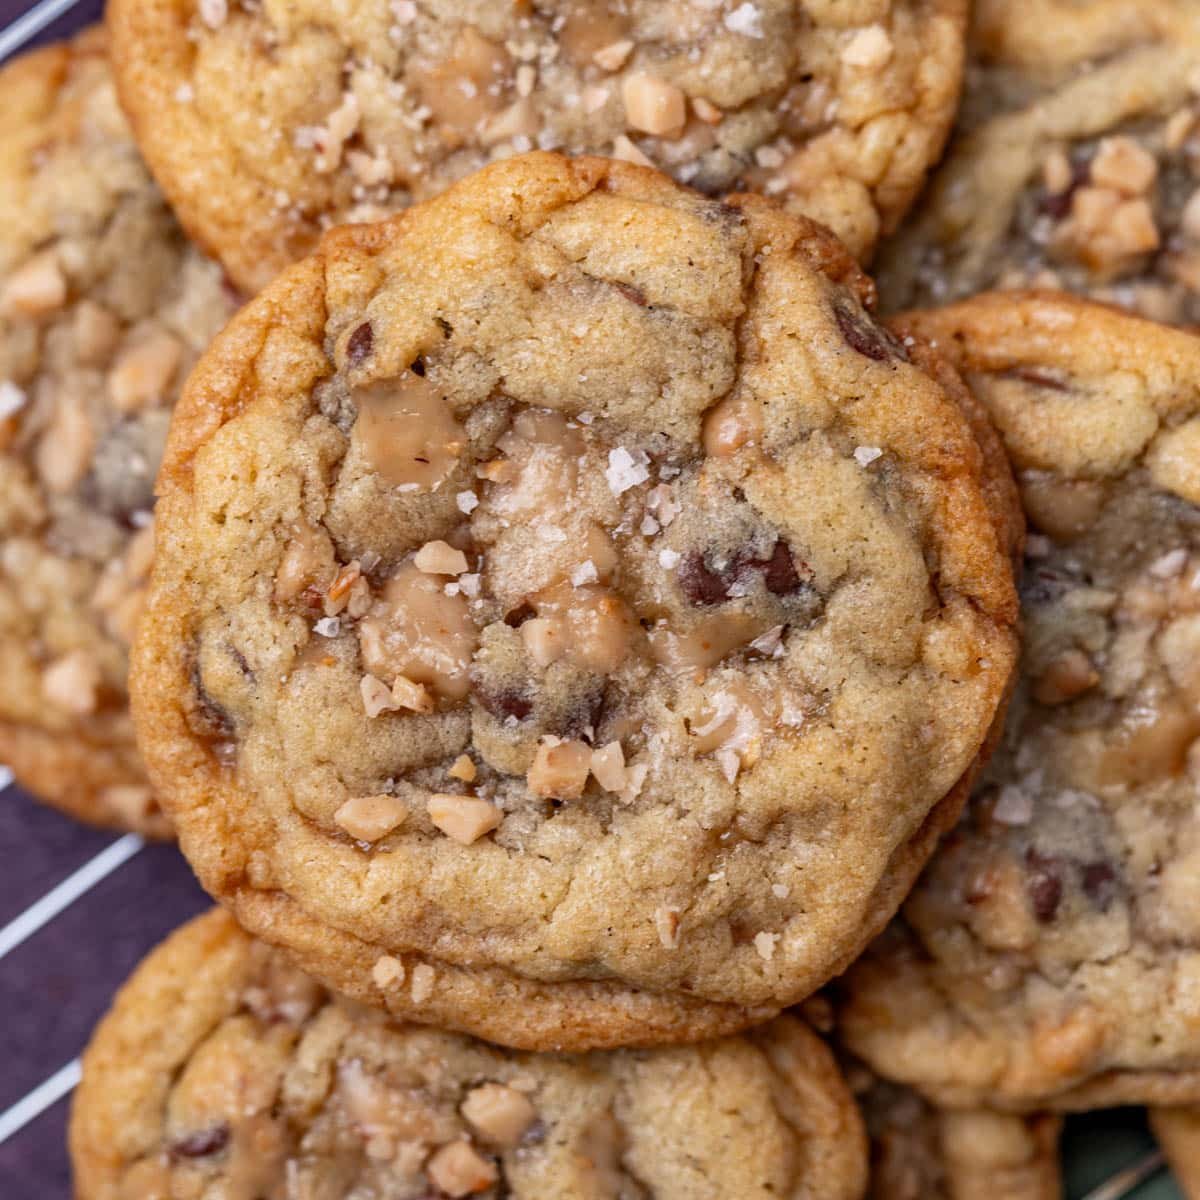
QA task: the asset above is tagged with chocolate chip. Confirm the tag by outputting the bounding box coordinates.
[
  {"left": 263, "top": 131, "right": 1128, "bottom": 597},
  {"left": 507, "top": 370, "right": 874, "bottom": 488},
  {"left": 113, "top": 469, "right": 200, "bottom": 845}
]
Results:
[
  {"left": 678, "top": 552, "right": 733, "bottom": 606},
  {"left": 478, "top": 689, "right": 533, "bottom": 721},
  {"left": 346, "top": 322, "right": 373, "bottom": 366},
  {"left": 1081, "top": 861, "right": 1118, "bottom": 910},
  {"left": 1025, "top": 849, "right": 1064, "bottom": 923},
  {"left": 1037, "top": 157, "right": 1090, "bottom": 220},
  {"left": 170, "top": 1124, "right": 230, "bottom": 1160},
  {"left": 833, "top": 301, "right": 905, "bottom": 363},
  {"left": 410, "top": 357, "right": 426, "bottom": 376},
  {"left": 759, "top": 540, "right": 801, "bottom": 596}
]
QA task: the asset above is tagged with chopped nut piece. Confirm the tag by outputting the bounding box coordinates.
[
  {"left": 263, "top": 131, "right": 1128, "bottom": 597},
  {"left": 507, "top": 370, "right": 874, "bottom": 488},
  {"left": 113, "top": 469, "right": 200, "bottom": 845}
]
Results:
[
  {"left": 440, "top": 756, "right": 476, "bottom": 788},
  {"left": 3, "top": 250, "right": 66, "bottom": 317},
  {"left": 479, "top": 97, "right": 539, "bottom": 147},
  {"left": 426, "top": 1139, "right": 497, "bottom": 1197},
  {"left": 702, "top": 393, "right": 762, "bottom": 458},
  {"left": 391, "top": 674, "right": 434, "bottom": 713},
  {"left": 42, "top": 649, "right": 101, "bottom": 715},
  {"left": 100, "top": 785, "right": 155, "bottom": 825},
  {"left": 410, "top": 962, "right": 436, "bottom": 1004},
  {"left": 414, "top": 540, "right": 470, "bottom": 575},
  {"left": 692, "top": 96, "right": 723, "bottom": 125},
  {"left": 461, "top": 1083, "right": 536, "bottom": 1148},
  {"left": 275, "top": 522, "right": 334, "bottom": 603},
  {"left": 841, "top": 25, "right": 893, "bottom": 70},
  {"left": 593, "top": 39, "right": 634, "bottom": 71},
  {"left": 754, "top": 930, "right": 780, "bottom": 961},
  {"left": 35, "top": 399, "right": 93, "bottom": 493},
  {"left": 521, "top": 617, "right": 564, "bottom": 667},
  {"left": 372, "top": 955, "right": 405, "bottom": 988},
  {"left": 527, "top": 737, "right": 592, "bottom": 799},
  {"left": 1034, "top": 649, "right": 1100, "bottom": 705},
  {"left": 1089, "top": 136, "right": 1158, "bottom": 196},
  {"left": 314, "top": 92, "right": 360, "bottom": 173},
  {"left": 590, "top": 742, "right": 626, "bottom": 793},
  {"left": 771, "top": 882, "right": 790, "bottom": 899},
  {"left": 334, "top": 794, "right": 408, "bottom": 842},
  {"left": 108, "top": 331, "right": 183, "bottom": 412},
  {"left": 611, "top": 134, "right": 654, "bottom": 167},
  {"left": 654, "top": 906, "right": 681, "bottom": 949},
  {"left": 427, "top": 794, "right": 503, "bottom": 844},
  {"left": 1042, "top": 150, "right": 1072, "bottom": 195},
  {"left": 622, "top": 73, "right": 686, "bottom": 138},
  {"left": 361, "top": 674, "right": 398, "bottom": 718},
  {"left": 583, "top": 84, "right": 610, "bottom": 114}
]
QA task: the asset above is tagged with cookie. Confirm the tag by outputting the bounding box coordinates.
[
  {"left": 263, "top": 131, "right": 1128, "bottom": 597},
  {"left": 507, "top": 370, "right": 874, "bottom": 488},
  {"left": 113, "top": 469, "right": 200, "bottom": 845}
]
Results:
[
  {"left": 840, "top": 292, "right": 1200, "bottom": 1110},
  {"left": 857, "top": 1075, "right": 1061, "bottom": 1200},
  {"left": 130, "top": 151, "right": 1017, "bottom": 1048},
  {"left": 1151, "top": 1107, "right": 1200, "bottom": 1200},
  {"left": 877, "top": 1, "right": 1200, "bottom": 324},
  {"left": 0, "top": 29, "right": 234, "bottom": 836},
  {"left": 107, "top": 0, "right": 968, "bottom": 292},
  {"left": 70, "top": 907, "right": 868, "bottom": 1200}
]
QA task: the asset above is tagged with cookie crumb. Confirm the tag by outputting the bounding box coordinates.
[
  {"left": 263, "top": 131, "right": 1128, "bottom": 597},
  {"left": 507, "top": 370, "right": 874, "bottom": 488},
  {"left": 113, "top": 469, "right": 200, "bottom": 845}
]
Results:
[
  {"left": 372, "top": 954, "right": 405, "bottom": 988},
  {"left": 42, "top": 649, "right": 101, "bottom": 715},
  {"left": 426, "top": 1139, "right": 497, "bottom": 1196},
  {"left": 461, "top": 1083, "right": 536, "bottom": 1147},
  {"left": 361, "top": 673, "right": 397, "bottom": 718}
]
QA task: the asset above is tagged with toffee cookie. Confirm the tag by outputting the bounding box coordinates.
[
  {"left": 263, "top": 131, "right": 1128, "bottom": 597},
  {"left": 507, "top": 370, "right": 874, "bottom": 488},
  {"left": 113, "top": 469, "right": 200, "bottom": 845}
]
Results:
[
  {"left": 840, "top": 293, "right": 1200, "bottom": 1111},
  {"left": 107, "top": 0, "right": 968, "bottom": 291},
  {"left": 0, "top": 29, "right": 233, "bottom": 836},
  {"left": 856, "top": 1074, "right": 1061, "bottom": 1200},
  {"left": 132, "top": 153, "right": 1017, "bottom": 1048},
  {"left": 70, "top": 908, "right": 868, "bottom": 1200},
  {"left": 877, "top": 1, "right": 1200, "bottom": 324}
]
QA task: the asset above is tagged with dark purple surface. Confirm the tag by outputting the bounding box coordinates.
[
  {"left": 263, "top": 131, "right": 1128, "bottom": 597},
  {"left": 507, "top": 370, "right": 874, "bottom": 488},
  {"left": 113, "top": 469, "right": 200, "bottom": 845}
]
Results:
[
  {"left": 0, "top": 0, "right": 105, "bottom": 59},
  {"left": 0, "top": 785, "right": 208, "bottom": 1197}
]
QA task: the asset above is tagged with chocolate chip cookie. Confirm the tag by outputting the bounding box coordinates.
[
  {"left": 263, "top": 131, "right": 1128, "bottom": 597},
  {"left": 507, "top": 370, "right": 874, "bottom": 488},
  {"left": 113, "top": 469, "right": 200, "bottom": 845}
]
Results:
[
  {"left": 877, "top": 1, "right": 1200, "bottom": 324},
  {"left": 857, "top": 1073, "right": 1061, "bottom": 1200},
  {"left": 840, "top": 292, "right": 1200, "bottom": 1110},
  {"left": 107, "top": 0, "right": 968, "bottom": 291},
  {"left": 70, "top": 908, "right": 868, "bottom": 1200},
  {"left": 131, "top": 152, "right": 1018, "bottom": 1047},
  {"left": 0, "top": 29, "right": 234, "bottom": 836}
]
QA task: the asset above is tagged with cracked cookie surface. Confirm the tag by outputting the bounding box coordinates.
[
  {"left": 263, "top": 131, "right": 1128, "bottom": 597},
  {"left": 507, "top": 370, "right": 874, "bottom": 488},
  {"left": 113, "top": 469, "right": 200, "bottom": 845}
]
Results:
[
  {"left": 877, "top": 1, "right": 1200, "bottom": 324},
  {"left": 107, "top": 0, "right": 967, "bottom": 291},
  {"left": 0, "top": 29, "right": 233, "bottom": 835},
  {"left": 70, "top": 908, "right": 868, "bottom": 1200},
  {"left": 840, "top": 293, "right": 1200, "bottom": 1110},
  {"left": 132, "top": 152, "right": 1017, "bottom": 1048}
]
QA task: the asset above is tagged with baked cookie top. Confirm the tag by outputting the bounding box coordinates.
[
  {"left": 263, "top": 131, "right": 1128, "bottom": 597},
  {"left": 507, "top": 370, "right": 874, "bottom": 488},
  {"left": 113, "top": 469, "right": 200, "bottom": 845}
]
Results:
[
  {"left": 0, "top": 28, "right": 233, "bottom": 836},
  {"left": 107, "top": 0, "right": 968, "bottom": 291},
  {"left": 70, "top": 908, "right": 868, "bottom": 1200},
  {"left": 840, "top": 292, "right": 1200, "bottom": 1110},
  {"left": 877, "top": 0, "right": 1200, "bottom": 324},
  {"left": 132, "top": 152, "right": 1017, "bottom": 1045}
]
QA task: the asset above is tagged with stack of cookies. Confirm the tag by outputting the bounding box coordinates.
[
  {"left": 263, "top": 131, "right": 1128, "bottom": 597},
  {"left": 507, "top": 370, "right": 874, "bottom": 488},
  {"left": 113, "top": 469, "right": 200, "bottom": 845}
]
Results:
[{"left": 0, "top": 2, "right": 1197, "bottom": 1197}]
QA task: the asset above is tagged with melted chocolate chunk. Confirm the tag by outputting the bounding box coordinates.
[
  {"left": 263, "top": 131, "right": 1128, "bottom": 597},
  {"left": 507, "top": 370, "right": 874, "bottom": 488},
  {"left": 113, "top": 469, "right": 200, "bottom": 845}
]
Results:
[
  {"left": 613, "top": 281, "right": 648, "bottom": 307},
  {"left": 170, "top": 1124, "right": 230, "bottom": 1160},
  {"left": 1037, "top": 157, "right": 1090, "bottom": 220},
  {"left": 678, "top": 551, "right": 733, "bottom": 606},
  {"left": 1025, "top": 849, "right": 1064, "bottom": 923},
  {"left": 758, "top": 540, "right": 801, "bottom": 595},
  {"left": 833, "top": 301, "right": 905, "bottom": 363},
  {"left": 503, "top": 602, "right": 535, "bottom": 628},
  {"left": 1081, "top": 861, "right": 1118, "bottom": 910},
  {"left": 346, "top": 322, "right": 374, "bottom": 365}
]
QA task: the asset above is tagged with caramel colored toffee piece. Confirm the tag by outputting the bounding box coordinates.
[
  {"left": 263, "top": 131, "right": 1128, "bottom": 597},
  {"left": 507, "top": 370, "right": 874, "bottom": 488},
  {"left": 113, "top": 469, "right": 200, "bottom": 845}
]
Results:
[
  {"left": 108, "top": 0, "right": 967, "bottom": 290},
  {"left": 0, "top": 28, "right": 233, "bottom": 835},
  {"left": 71, "top": 909, "right": 868, "bottom": 1200},
  {"left": 132, "top": 153, "right": 1017, "bottom": 1049},
  {"left": 841, "top": 293, "right": 1200, "bottom": 1110}
]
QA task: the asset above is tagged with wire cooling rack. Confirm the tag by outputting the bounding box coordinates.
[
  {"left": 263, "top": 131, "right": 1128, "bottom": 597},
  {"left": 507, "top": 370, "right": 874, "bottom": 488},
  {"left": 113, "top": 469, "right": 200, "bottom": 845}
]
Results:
[{"left": 0, "top": 0, "right": 1188, "bottom": 1196}]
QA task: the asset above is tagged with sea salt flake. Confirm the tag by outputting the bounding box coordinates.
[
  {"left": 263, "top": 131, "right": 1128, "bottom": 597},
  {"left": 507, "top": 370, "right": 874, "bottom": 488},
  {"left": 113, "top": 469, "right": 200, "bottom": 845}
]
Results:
[
  {"left": 0, "top": 381, "right": 26, "bottom": 420},
  {"left": 853, "top": 445, "right": 883, "bottom": 467},
  {"left": 724, "top": 2, "right": 764, "bottom": 37},
  {"left": 571, "top": 560, "right": 599, "bottom": 586},
  {"left": 314, "top": 617, "right": 341, "bottom": 638},
  {"left": 992, "top": 786, "right": 1034, "bottom": 826},
  {"left": 605, "top": 446, "right": 651, "bottom": 495},
  {"left": 658, "top": 548, "right": 681, "bottom": 569},
  {"left": 456, "top": 490, "right": 479, "bottom": 514}
]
